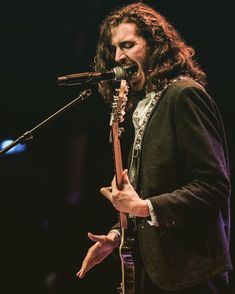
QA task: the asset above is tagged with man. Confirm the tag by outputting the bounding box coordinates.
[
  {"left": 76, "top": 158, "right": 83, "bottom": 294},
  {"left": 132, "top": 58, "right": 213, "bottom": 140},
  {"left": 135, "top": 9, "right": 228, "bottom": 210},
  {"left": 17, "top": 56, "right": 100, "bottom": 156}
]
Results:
[{"left": 77, "top": 3, "right": 232, "bottom": 293}]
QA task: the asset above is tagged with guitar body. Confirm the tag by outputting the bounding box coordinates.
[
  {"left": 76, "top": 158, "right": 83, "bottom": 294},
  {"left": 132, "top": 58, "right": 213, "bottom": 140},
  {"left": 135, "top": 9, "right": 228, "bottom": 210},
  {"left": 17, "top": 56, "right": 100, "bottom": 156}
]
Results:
[
  {"left": 118, "top": 224, "right": 135, "bottom": 294},
  {"left": 110, "top": 80, "right": 135, "bottom": 294}
]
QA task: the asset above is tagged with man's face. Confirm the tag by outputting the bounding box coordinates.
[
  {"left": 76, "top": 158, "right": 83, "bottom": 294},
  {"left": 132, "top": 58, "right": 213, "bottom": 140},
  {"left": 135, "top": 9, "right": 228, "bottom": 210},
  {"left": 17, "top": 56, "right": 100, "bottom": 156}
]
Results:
[{"left": 111, "top": 22, "right": 148, "bottom": 91}]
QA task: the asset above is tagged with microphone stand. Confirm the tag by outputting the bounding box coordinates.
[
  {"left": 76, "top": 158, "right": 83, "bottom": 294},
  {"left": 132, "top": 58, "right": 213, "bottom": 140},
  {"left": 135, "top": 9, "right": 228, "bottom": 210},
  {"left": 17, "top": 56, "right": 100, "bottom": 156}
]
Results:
[{"left": 0, "top": 88, "right": 92, "bottom": 156}]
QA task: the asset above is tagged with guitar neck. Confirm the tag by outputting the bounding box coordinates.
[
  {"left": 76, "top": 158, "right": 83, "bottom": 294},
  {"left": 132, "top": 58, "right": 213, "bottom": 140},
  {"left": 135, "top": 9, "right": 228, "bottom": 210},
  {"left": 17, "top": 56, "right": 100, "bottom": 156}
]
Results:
[
  {"left": 112, "top": 122, "right": 128, "bottom": 229},
  {"left": 112, "top": 122, "right": 123, "bottom": 187}
]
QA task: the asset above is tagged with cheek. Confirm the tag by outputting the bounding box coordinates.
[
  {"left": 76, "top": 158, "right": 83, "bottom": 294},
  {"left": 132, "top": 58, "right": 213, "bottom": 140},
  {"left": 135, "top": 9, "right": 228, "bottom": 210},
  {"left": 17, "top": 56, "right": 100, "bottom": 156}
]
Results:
[
  {"left": 136, "top": 52, "right": 147, "bottom": 64},
  {"left": 130, "top": 50, "right": 145, "bottom": 62},
  {"left": 136, "top": 46, "right": 148, "bottom": 61}
]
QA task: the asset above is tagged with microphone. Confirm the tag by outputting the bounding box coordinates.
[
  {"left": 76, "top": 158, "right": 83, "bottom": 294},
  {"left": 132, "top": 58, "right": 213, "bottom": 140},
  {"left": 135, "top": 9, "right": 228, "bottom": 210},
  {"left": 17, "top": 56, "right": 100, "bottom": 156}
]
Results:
[{"left": 57, "top": 65, "right": 137, "bottom": 86}]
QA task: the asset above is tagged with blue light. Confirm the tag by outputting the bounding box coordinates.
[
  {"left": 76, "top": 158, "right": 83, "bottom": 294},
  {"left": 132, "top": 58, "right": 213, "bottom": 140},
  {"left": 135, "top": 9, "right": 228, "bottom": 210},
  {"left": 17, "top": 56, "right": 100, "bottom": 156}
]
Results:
[{"left": 0, "top": 139, "right": 26, "bottom": 155}]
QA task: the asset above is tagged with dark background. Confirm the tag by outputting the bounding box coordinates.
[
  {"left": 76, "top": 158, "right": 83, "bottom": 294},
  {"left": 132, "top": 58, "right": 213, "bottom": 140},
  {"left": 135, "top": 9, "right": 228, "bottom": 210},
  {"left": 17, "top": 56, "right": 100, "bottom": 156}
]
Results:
[{"left": 0, "top": 0, "right": 234, "bottom": 293}]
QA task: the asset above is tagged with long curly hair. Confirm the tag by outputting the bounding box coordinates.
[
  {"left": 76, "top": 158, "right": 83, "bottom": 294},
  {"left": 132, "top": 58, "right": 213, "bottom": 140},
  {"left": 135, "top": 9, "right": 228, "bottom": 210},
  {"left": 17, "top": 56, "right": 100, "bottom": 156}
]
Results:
[{"left": 94, "top": 2, "right": 206, "bottom": 102}]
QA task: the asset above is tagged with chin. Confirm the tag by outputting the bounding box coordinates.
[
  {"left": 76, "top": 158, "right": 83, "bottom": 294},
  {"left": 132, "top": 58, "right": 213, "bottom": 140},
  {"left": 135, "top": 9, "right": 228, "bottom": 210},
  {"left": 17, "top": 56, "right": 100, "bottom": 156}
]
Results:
[{"left": 129, "top": 76, "right": 145, "bottom": 91}]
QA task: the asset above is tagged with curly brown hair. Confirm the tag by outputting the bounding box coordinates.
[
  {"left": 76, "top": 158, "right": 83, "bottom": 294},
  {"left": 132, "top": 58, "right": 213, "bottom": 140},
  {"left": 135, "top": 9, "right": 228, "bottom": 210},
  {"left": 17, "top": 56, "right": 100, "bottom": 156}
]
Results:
[{"left": 94, "top": 2, "right": 206, "bottom": 101}]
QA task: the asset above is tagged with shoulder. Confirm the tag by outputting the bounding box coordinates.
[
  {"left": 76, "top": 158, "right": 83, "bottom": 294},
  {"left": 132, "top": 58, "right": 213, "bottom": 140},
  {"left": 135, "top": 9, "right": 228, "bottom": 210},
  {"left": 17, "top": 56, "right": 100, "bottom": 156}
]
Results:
[
  {"left": 166, "top": 78, "right": 206, "bottom": 97},
  {"left": 162, "top": 77, "right": 213, "bottom": 108}
]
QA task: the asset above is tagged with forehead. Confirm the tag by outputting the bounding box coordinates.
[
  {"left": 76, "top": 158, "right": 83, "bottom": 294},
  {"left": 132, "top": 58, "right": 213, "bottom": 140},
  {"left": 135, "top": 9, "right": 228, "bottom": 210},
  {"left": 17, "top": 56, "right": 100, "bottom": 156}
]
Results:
[{"left": 111, "top": 22, "right": 140, "bottom": 45}]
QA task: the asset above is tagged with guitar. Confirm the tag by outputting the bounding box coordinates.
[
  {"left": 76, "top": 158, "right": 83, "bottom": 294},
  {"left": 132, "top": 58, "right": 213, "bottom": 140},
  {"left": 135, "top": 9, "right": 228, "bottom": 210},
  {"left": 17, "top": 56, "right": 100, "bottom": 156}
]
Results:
[{"left": 110, "top": 79, "right": 135, "bottom": 294}]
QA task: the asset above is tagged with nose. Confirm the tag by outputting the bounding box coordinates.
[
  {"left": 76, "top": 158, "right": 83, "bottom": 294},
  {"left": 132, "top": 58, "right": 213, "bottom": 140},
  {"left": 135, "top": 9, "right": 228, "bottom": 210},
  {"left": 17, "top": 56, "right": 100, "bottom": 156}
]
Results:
[{"left": 115, "top": 47, "right": 126, "bottom": 64}]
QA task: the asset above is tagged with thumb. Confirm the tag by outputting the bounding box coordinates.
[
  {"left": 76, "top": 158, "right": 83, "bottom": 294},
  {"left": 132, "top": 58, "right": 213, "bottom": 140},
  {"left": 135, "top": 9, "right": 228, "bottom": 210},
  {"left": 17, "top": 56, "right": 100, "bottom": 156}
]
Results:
[
  {"left": 87, "top": 232, "right": 106, "bottom": 243},
  {"left": 122, "top": 169, "right": 130, "bottom": 185}
]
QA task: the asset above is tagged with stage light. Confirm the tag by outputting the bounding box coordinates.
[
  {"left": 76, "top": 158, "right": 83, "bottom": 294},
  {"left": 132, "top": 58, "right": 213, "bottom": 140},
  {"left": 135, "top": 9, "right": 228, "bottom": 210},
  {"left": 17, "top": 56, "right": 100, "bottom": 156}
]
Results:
[{"left": 0, "top": 139, "right": 26, "bottom": 155}]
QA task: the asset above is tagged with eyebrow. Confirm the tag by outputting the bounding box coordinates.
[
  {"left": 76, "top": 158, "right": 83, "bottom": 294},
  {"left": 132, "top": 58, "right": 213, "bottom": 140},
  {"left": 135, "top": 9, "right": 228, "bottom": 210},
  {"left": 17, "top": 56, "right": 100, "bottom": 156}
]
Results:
[{"left": 111, "top": 40, "right": 135, "bottom": 47}]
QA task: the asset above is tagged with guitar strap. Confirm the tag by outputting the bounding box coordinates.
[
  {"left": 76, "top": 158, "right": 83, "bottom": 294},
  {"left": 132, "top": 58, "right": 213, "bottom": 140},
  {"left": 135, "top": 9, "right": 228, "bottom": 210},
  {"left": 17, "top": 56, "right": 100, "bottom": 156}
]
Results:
[{"left": 128, "top": 91, "right": 162, "bottom": 192}]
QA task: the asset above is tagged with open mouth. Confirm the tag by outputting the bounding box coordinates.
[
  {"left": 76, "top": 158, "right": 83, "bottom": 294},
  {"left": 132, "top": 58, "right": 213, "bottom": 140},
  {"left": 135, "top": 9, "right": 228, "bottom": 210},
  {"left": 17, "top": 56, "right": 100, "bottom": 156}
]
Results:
[
  {"left": 120, "top": 64, "right": 145, "bottom": 90},
  {"left": 122, "top": 64, "right": 138, "bottom": 79}
]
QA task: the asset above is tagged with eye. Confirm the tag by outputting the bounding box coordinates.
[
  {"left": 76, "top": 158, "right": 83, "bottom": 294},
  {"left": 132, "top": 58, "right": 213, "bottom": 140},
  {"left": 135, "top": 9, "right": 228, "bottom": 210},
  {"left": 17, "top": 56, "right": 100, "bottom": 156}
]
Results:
[{"left": 121, "top": 42, "right": 134, "bottom": 49}]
